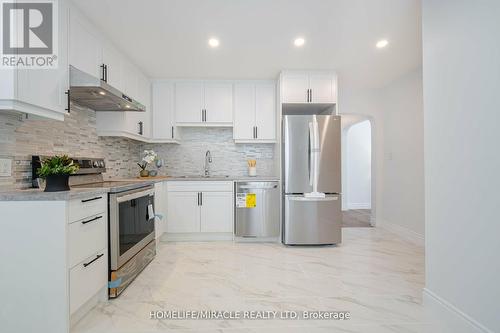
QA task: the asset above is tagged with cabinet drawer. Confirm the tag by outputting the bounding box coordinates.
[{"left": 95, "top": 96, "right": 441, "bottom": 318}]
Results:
[
  {"left": 70, "top": 250, "right": 107, "bottom": 314},
  {"left": 68, "top": 195, "right": 106, "bottom": 223},
  {"left": 167, "top": 181, "right": 233, "bottom": 192},
  {"left": 68, "top": 213, "right": 107, "bottom": 268}
]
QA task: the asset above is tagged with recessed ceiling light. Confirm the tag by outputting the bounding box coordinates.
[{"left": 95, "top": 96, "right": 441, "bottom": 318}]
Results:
[
  {"left": 208, "top": 38, "right": 220, "bottom": 48},
  {"left": 98, "top": 91, "right": 106, "bottom": 96},
  {"left": 376, "top": 39, "right": 389, "bottom": 48},
  {"left": 294, "top": 37, "right": 305, "bottom": 47},
  {"left": 125, "top": 104, "right": 130, "bottom": 109}
]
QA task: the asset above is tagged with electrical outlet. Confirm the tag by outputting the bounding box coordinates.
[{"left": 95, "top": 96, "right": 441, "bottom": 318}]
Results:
[{"left": 0, "top": 158, "right": 12, "bottom": 177}]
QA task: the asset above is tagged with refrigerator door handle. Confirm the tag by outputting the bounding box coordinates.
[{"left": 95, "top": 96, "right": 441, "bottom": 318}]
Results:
[
  {"left": 312, "top": 116, "right": 320, "bottom": 193},
  {"left": 308, "top": 122, "right": 314, "bottom": 187}
]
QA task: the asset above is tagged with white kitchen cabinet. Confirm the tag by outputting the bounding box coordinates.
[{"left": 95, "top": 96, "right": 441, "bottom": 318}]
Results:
[
  {"left": 204, "top": 82, "right": 233, "bottom": 123},
  {"left": 166, "top": 181, "right": 234, "bottom": 239},
  {"left": 200, "top": 192, "right": 233, "bottom": 232},
  {"left": 154, "top": 182, "right": 168, "bottom": 240},
  {"left": 69, "top": 7, "right": 102, "bottom": 79},
  {"left": 233, "top": 83, "right": 255, "bottom": 140},
  {"left": 233, "top": 82, "right": 276, "bottom": 142},
  {"left": 102, "top": 45, "right": 124, "bottom": 91},
  {"left": 280, "top": 71, "right": 337, "bottom": 104},
  {"left": 175, "top": 81, "right": 233, "bottom": 126},
  {"left": 309, "top": 73, "right": 337, "bottom": 103},
  {"left": 0, "top": 194, "right": 108, "bottom": 333},
  {"left": 152, "top": 81, "right": 178, "bottom": 140},
  {"left": 175, "top": 82, "right": 204, "bottom": 123},
  {"left": 281, "top": 73, "right": 309, "bottom": 103},
  {"left": 0, "top": 0, "right": 70, "bottom": 121},
  {"left": 166, "top": 191, "right": 201, "bottom": 233}
]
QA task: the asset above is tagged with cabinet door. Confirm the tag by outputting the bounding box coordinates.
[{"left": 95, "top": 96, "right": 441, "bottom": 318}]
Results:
[
  {"left": 166, "top": 192, "right": 200, "bottom": 233},
  {"left": 175, "top": 82, "right": 203, "bottom": 123},
  {"left": 154, "top": 182, "right": 167, "bottom": 239},
  {"left": 200, "top": 192, "right": 233, "bottom": 233},
  {"left": 102, "top": 45, "right": 123, "bottom": 91},
  {"left": 233, "top": 83, "right": 255, "bottom": 140},
  {"left": 281, "top": 73, "right": 308, "bottom": 103},
  {"left": 255, "top": 83, "right": 276, "bottom": 140},
  {"left": 69, "top": 8, "right": 101, "bottom": 78},
  {"left": 152, "top": 82, "right": 176, "bottom": 139},
  {"left": 17, "top": 1, "right": 69, "bottom": 114},
  {"left": 204, "top": 82, "right": 233, "bottom": 123},
  {"left": 309, "top": 74, "right": 336, "bottom": 103},
  {"left": 122, "top": 61, "right": 139, "bottom": 100}
]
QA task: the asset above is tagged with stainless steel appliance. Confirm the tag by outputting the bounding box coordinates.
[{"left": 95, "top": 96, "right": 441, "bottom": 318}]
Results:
[
  {"left": 235, "top": 181, "right": 280, "bottom": 239},
  {"left": 108, "top": 184, "right": 156, "bottom": 297},
  {"left": 69, "top": 65, "right": 145, "bottom": 112},
  {"left": 282, "top": 114, "right": 342, "bottom": 245}
]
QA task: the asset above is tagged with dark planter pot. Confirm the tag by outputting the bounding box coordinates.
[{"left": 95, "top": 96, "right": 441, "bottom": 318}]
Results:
[{"left": 44, "top": 174, "right": 70, "bottom": 192}]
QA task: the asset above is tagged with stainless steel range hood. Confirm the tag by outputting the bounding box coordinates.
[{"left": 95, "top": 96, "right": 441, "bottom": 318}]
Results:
[{"left": 69, "top": 65, "right": 145, "bottom": 112}]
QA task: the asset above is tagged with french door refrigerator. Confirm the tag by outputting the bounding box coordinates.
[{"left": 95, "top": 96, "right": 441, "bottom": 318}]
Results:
[{"left": 282, "top": 114, "right": 342, "bottom": 245}]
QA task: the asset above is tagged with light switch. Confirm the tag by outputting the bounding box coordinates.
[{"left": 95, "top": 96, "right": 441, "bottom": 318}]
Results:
[{"left": 0, "top": 158, "right": 12, "bottom": 177}]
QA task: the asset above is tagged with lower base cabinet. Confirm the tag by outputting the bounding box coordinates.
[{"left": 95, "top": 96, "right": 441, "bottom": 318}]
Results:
[{"left": 166, "top": 181, "right": 233, "bottom": 237}]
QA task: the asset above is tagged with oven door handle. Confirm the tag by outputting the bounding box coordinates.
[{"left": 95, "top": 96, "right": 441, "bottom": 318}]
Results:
[{"left": 116, "top": 189, "right": 155, "bottom": 203}]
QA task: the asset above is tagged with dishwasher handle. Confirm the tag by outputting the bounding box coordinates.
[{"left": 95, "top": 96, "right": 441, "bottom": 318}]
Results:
[{"left": 238, "top": 184, "right": 278, "bottom": 190}]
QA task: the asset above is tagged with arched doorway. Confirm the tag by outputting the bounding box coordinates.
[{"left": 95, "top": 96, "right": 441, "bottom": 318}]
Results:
[{"left": 341, "top": 115, "right": 373, "bottom": 227}]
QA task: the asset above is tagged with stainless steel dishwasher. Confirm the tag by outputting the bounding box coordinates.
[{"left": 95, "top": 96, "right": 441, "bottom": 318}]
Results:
[{"left": 235, "top": 181, "right": 280, "bottom": 238}]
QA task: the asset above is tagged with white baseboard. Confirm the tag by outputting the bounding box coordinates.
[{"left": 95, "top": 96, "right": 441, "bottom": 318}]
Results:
[
  {"left": 423, "top": 288, "right": 493, "bottom": 333},
  {"left": 161, "top": 232, "right": 234, "bottom": 242},
  {"left": 378, "top": 219, "right": 424, "bottom": 247},
  {"left": 346, "top": 202, "right": 371, "bottom": 209}
]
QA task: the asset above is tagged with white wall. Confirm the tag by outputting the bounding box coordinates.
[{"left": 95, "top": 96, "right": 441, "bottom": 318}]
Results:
[
  {"left": 345, "top": 120, "right": 371, "bottom": 209},
  {"left": 339, "top": 68, "right": 424, "bottom": 241},
  {"left": 423, "top": 1, "right": 500, "bottom": 332},
  {"left": 378, "top": 70, "right": 425, "bottom": 238}
]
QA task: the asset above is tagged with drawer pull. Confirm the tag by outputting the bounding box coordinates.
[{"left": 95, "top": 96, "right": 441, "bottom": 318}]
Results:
[
  {"left": 81, "top": 215, "right": 103, "bottom": 225},
  {"left": 83, "top": 253, "right": 104, "bottom": 268},
  {"left": 81, "top": 196, "right": 103, "bottom": 203}
]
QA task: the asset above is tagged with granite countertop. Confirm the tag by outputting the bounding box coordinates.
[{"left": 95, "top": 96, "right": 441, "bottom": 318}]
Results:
[
  {"left": 0, "top": 187, "right": 109, "bottom": 201},
  {"left": 123, "top": 175, "right": 280, "bottom": 182},
  {"left": 0, "top": 176, "right": 280, "bottom": 201}
]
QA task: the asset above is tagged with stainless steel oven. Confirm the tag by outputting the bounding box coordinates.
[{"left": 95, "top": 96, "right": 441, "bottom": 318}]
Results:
[{"left": 108, "top": 184, "right": 156, "bottom": 297}]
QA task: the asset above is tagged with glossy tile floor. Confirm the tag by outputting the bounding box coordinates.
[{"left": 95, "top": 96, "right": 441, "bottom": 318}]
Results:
[
  {"left": 342, "top": 209, "right": 372, "bottom": 228},
  {"left": 73, "top": 228, "right": 445, "bottom": 333}
]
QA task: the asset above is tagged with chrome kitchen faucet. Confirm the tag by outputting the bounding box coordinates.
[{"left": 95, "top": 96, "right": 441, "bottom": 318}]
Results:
[{"left": 204, "top": 150, "right": 212, "bottom": 176}]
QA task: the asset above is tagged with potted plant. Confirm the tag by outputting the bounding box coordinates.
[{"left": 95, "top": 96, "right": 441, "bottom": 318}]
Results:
[
  {"left": 37, "top": 155, "right": 79, "bottom": 192},
  {"left": 138, "top": 150, "right": 157, "bottom": 177}
]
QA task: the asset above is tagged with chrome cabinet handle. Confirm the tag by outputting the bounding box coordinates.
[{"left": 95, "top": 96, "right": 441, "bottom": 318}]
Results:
[{"left": 83, "top": 253, "right": 104, "bottom": 267}]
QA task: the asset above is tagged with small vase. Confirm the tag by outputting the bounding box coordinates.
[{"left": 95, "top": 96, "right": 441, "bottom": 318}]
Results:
[
  {"left": 140, "top": 169, "right": 149, "bottom": 177},
  {"left": 44, "top": 174, "right": 70, "bottom": 192},
  {"left": 149, "top": 170, "right": 158, "bottom": 177}
]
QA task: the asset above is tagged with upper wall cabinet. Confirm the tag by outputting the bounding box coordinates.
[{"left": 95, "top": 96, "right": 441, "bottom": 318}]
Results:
[
  {"left": 175, "top": 81, "right": 233, "bottom": 126},
  {"left": 152, "top": 82, "right": 179, "bottom": 141},
  {"left": 69, "top": 9, "right": 102, "bottom": 79},
  {"left": 233, "top": 82, "right": 276, "bottom": 143},
  {"left": 0, "top": 0, "right": 70, "bottom": 121},
  {"left": 101, "top": 45, "right": 124, "bottom": 92},
  {"left": 280, "top": 71, "right": 337, "bottom": 104}
]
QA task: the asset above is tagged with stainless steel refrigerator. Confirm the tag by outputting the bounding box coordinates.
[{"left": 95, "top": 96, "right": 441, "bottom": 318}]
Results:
[{"left": 282, "top": 114, "right": 342, "bottom": 245}]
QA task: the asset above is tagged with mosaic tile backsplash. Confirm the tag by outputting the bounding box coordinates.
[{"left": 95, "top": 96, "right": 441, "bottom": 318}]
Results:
[
  {"left": 0, "top": 105, "right": 140, "bottom": 189},
  {"left": 142, "top": 127, "right": 277, "bottom": 177},
  {"left": 0, "top": 106, "right": 277, "bottom": 190}
]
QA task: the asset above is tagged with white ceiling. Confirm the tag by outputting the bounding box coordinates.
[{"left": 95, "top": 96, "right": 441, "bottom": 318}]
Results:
[{"left": 72, "top": 0, "right": 422, "bottom": 89}]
